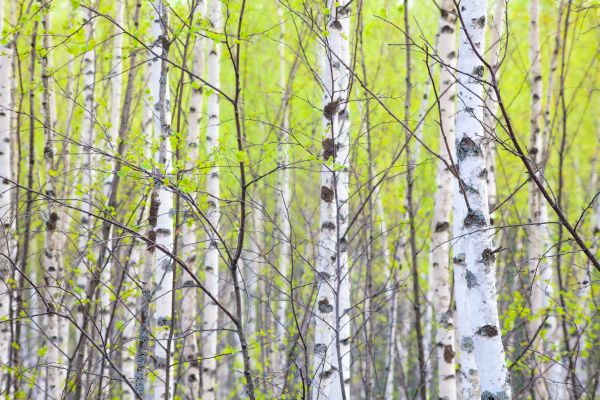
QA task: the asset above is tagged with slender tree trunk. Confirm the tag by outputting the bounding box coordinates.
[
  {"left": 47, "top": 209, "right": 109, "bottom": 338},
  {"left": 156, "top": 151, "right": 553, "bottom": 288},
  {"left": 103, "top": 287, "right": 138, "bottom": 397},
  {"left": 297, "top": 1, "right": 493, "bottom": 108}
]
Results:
[
  {"left": 376, "top": 191, "right": 399, "bottom": 400},
  {"left": 454, "top": 2, "right": 512, "bottom": 398},
  {"left": 122, "top": 233, "right": 143, "bottom": 399},
  {"left": 452, "top": 232, "right": 480, "bottom": 399},
  {"left": 0, "top": 3, "right": 16, "bottom": 392},
  {"left": 40, "top": 3, "right": 67, "bottom": 398},
  {"left": 201, "top": 0, "right": 221, "bottom": 397},
  {"left": 429, "top": 2, "right": 458, "bottom": 398},
  {"left": 384, "top": 275, "right": 398, "bottom": 400},
  {"left": 23, "top": 18, "right": 40, "bottom": 400},
  {"left": 100, "top": 0, "right": 124, "bottom": 346},
  {"left": 134, "top": 65, "right": 156, "bottom": 396},
  {"left": 313, "top": 2, "right": 352, "bottom": 399},
  {"left": 402, "top": 2, "right": 426, "bottom": 398},
  {"left": 147, "top": 2, "right": 175, "bottom": 398},
  {"left": 74, "top": 7, "right": 97, "bottom": 368},
  {"left": 180, "top": 1, "right": 206, "bottom": 398},
  {"left": 357, "top": 5, "right": 375, "bottom": 398},
  {"left": 273, "top": 3, "right": 292, "bottom": 394},
  {"left": 482, "top": 0, "right": 505, "bottom": 225},
  {"left": 525, "top": 0, "right": 555, "bottom": 397},
  {"left": 541, "top": 5, "right": 568, "bottom": 398}
]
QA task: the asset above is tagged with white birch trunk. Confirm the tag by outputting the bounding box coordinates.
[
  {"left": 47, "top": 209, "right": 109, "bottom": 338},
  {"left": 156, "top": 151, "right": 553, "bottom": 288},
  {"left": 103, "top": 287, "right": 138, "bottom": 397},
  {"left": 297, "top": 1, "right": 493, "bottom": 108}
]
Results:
[
  {"left": 0, "top": 3, "right": 16, "bottom": 387},
  {"left": 430, "top": 2, "right": 458, "bottom": 398},
  {"left": 482, "top": 0, "right": 505, "bottom": 224},
  {"left": 134, "top": 76, "right": 155, "bottom": 396},
  {"left": 41, "top": 5, "right": 67, "bottom": 398},
  {"left": 383, "top": 283, "right": 398, "bottom": 400},
  {"left": 75, "top": 8, "right": 96, "bottom": 348},
  {"left": 454, "top": 2, "right": 511, "bottom": 398},
  {"left": 100, "top": 0, "right": 124, "bottom": 339},
  {"left": 122, "top": 235, "right": 142, "bottom": 399},
  {"left": 246, "top": 200, "right": 265, "bottom": 340},
  {"left": 149, "top": 2, "right": 175, "bottom": 398},
  {"left": 313, "top": 2, "right": 352, "bottom": 399},
  {"left": 526, "top": 0, "right": 556, "bottom": 397},
  {"left": 452, "top": 231, "right": 480, "bottom": 399},
  {"left": 273, "top": 3, "right": 292, "bottom": 395},
  {"left": 180, "top": 1, "right": 206, "bottom": 397},
  {"left": 201, "top": 0, "right": 221, "bottom": 397}
]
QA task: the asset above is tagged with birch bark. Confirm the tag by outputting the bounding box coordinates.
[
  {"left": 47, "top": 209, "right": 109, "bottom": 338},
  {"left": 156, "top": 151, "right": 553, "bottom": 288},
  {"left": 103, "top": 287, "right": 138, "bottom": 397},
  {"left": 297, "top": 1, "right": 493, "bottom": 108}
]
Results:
[
  {"left": 454, "top": 2, "right": 511, "bottom": 398},
  {"left": 41, "top": 4, "right": 67, "bottom": 398},
  {"left": 75, "top": 7, "right": 96, "bottom": 348},
  {"left": 148, "top": 2, "right": 175, "bottom": 398},
  {"left": 201, "top": 0, "right": 222, "bottom": 397},
  {"left": 482, "top": 0, "right": 505, "bottom": 224},
  {"left": 134, "top": 65, "right": 156, "bottom": 398},
  {"left": 0, "top": 2, "right": 16, "bottom": 387},
  {"left": 429, "top": 1, "right": 458, "bottom": 398},
  {"left": 180, "top": 1, "right": 206, "bottom": 397},
  {"left": 313, "top": 2, "right": 352, "bottom": 399},
  {"left": 526, "top": 0, "right": 555, "bottom": 397},
  {"left": 100, "top": 0, "right": 124, "bottom": 339},
  {"left": 273, "top": 3, "right": 292, "bottom": 394}
]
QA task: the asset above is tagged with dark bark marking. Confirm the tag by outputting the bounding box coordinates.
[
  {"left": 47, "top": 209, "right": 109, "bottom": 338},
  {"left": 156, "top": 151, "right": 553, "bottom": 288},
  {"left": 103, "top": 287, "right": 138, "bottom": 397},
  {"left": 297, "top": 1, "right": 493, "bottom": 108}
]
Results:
[
  {"left": 323, "top": 100, "right": 340, "bottom": 121},
  {"left": 481, "top": 248, "right": 496, "bottom": 265},
  {"left": 456, "top": 136, "right": 482, "bottom": 161},
  {"left": 476, "top": 325, "right": 499, "bottom": 337},
  {"left": 321, "top": 186, "right": 334, "bottom": 203},
  {"left": 443, "top": 344, "right": 455, "bottom": 363},
  {"left": 465, "top": 269, "right": 477, "bottom": 288},
  {"left": 318, "top": 298, "right": 334, "bottom": 313},
  {"left": 464, "top": 210, "right": 486, "bottom": 227},
  {"left": 322, "top": 138, "right": 336, "bottom": 161},
  {"left": 435, "top": 221, "right": 450, "bottom": 232}
]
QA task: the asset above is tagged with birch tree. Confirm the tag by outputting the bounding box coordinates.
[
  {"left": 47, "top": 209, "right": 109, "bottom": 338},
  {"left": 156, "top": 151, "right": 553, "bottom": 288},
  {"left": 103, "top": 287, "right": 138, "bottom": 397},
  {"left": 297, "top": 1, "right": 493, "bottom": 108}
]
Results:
[
  {"left": 99, "top": 0, "right": 125, "bottom": 338},
  {"left": 201, "top": 0, "right": 222, "bottom": 397},
  {"left": 454, "top": 2, "right": 511, "bottom": 398},
  {"left": 180, "top": 0, "right": 207, "bottom": 396},
  {"left": 74, "top": 6, "right": 97, "bottom": 347},
  {"left": 482, "top": 0, "right": 505, "bottom": 222},
  {"left": 313, "top": 1, "right": 352, "bottom": 398},
  {"left": 40, "top": 3, "right": 67, "bottom": 397},
  {"left": 429, "top": 1, "right": 458, "bottom": 397},
  {"left": 148, "top": 2, "right": 175, "bottom": 398},
  {"left": 0, "top": 3, "right": 16, "bottom": 388},
  {"left": 273, "top": 3, "right": 292, "bottom": 394},
  {"left": 525, "top": 0, "right": 555, "bottom": 397}
]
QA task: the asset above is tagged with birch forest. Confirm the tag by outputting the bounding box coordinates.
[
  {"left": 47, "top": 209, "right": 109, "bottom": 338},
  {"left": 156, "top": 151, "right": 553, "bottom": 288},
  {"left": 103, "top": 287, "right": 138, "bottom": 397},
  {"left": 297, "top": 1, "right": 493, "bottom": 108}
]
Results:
[{"left": 0, "top": 0, "right": 599, "bottom": 399}]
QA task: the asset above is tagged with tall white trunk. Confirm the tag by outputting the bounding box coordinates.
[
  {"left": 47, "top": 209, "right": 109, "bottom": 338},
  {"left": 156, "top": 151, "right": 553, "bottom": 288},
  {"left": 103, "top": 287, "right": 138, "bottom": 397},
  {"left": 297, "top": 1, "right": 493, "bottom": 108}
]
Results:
[
  {"left": 122, "top": 235, "right": 142, "bottom": 399},
  {"left": 430, "top": 2, "right": 458, "bottom": 398},
  {"left": 454, "top": 2, "right": 511, "bottom": 398},
  {"left": 452, "top": 232, "right": 480, "bottom": 399},
  {"left": 0, "top": 3, "right": 16, "bottom": 388},
  {"left": 313, "top": 2, "right": 352, "bottom": 399},
  {"left": 525, "top": 0, "right": 557, "bottom": 397},
  {"left": 246, "top": 200, "right": 265, "bottom": 338},
  {"left": 75, "top": 8, "right": 96, "bottom": 348},
  {"left": 134, "top": 68, "right": 156, "bottom": 397},
  {"left": 41, "top": 4, "right": 67, "bottom": 398},
  {"left": 149, "top": 2, "right": 175, "bottom": 398},
  {"left": 482, "top": 0, "right": 505, "bottom": 224},
  {"left": 100, "top": 0, "right": 124, "bottom": 338},
  {"left": 273, "top": 3, "right": 292, "bottom": 395},
  {"left": 180, "top": 1, "right": 207, "bottom": 397},
  {"left": 201, "top": 0, "right": 221, "bottom": 397}
]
